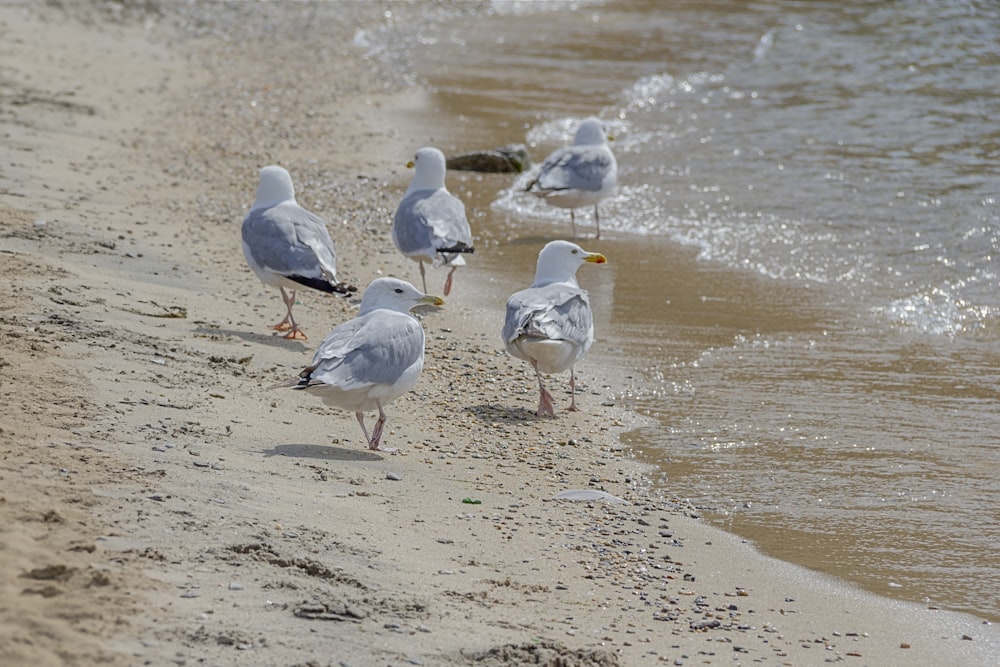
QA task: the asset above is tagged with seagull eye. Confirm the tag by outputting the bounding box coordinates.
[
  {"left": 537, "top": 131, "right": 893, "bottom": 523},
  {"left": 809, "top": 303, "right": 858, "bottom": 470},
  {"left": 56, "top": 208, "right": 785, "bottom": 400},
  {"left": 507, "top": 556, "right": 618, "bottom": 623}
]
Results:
[
  {"left": 571, "top": 249, "right": 579, "bottom": 254},
  {"left": 394, "top": 288, "right": 404, "bottom": 294}
]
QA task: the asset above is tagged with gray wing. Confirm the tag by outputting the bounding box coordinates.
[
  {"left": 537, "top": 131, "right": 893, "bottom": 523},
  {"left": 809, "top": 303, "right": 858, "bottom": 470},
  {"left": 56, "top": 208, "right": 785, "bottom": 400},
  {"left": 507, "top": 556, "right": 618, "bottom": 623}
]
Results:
[
  {"left": 532, "top": 146, "right": 614, "bottom": 194},
  {"left": 242, "top": 201, "right": 338, "bottom": 280},
  {"left": 302, "top": 310, "right": 424, "bottom": 391},
  {"left": 503, "top": 284, "right": 594, "bottom": 350},
  {"left": 393, "top": 188, "right": 471, "bottom": 258}
]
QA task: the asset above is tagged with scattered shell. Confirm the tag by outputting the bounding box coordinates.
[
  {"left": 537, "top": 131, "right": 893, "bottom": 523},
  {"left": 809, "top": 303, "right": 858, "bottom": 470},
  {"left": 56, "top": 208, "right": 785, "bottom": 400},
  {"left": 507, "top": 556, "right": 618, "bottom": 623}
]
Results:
[{"left": 552, "top": 489, "right": 629, "bottom": 505}]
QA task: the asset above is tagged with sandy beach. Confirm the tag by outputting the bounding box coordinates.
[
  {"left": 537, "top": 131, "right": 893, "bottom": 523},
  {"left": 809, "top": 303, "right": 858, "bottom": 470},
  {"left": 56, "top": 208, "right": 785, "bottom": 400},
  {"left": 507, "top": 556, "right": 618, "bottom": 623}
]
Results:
[{"left": 1, "top": 2, "right": 997, "bottom": 665}]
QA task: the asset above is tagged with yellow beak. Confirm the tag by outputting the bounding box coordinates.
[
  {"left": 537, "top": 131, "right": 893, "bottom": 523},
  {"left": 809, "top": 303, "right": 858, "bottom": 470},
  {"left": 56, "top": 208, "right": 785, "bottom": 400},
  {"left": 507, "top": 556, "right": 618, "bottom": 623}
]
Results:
[
  {"left": 585, "top": 252, "right": 607, "bottom": 265},
  {"left": 421, "top": 295, "right": 444, "bottom": 307},
  {"left": 406, "top": 160, "right": 415, "bottom": 169}
]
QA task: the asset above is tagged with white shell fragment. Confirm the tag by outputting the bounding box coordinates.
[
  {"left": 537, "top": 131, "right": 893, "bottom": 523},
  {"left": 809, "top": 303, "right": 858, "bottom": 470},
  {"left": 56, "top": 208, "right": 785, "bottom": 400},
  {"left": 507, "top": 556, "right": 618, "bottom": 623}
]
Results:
[{"left": 552, "top": 489, "right": 629, "bottom": 505}]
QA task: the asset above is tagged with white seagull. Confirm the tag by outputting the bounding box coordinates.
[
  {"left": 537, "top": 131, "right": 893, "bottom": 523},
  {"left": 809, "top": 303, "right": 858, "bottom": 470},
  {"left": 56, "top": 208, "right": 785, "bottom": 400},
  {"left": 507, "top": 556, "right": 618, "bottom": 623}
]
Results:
[
  {"left": 525, "top": 117, "right": 617, "bottom": 239},
  {"left": 273, "top": 277, "right": 443, "bottom": 453},
  {"left": 241, "top": 165, "right": 355, "bottom": 340},
  {"left": 392, "top": 147, "right": 474, "bottom": 296},
  {"left": 502, "top": 240, "right": 607, "bottom": 416}
]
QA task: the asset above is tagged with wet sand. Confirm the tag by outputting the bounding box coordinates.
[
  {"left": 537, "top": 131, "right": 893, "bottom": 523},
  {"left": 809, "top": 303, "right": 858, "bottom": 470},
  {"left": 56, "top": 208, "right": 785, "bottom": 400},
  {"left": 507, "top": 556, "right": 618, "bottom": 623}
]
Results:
[{"left": 1, "top": 2, "right": 997, "bottom": 665}]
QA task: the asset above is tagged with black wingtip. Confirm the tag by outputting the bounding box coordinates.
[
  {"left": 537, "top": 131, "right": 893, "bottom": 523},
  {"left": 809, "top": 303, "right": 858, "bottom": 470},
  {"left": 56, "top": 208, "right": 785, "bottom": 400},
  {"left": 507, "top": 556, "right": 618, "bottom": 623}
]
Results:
[
  {"left": 437, "top": 243, "right": 475, "bottom": 255},
  {"left": 287, "top": 275, "right": 358, "bottom": 296},
  {"left": 332, "top": 281, "right": 359, "bottom": 296},
  {"left": 291, "top": 364, "right": 318, "bottom": 389}
]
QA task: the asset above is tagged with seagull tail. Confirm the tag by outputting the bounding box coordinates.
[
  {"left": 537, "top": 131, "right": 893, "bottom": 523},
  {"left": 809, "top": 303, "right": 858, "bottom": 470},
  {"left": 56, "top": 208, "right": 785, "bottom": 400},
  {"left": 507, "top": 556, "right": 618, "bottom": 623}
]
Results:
[
  {"left": 268, "top": 364, "right": 319, "bottom": 391},
  {"left": 267, "top": 377, "right": 301, "bottom": 390}
]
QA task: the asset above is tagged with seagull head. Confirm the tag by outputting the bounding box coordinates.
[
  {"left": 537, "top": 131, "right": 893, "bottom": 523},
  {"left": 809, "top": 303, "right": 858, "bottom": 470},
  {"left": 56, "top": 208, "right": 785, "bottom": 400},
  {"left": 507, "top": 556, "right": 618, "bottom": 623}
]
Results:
[
  {"left": 252, "top": 165, "right": 296, "bottom": 211},
  {"left": 359, "top": 277, "right": 444, "bottom": 315},
  {"left": 533, "top": 240, "right": 607, "bottom": 287},
  {"left": 405, "top": 147, "right": 448, "bottom": 194},
  {"left": 573, "top": 117, "right": 611, "bottom": 147}
]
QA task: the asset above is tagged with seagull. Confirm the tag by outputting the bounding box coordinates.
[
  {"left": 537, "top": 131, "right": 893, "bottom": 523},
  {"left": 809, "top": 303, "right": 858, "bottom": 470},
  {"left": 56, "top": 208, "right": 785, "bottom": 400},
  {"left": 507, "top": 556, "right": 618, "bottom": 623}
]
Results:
[
  {"left": 241, "top": 165, "right": 355, "bottom": 340},
  {"left": 392, "top": 147, "right": 474, "bottom": 296},
  {"left": 502, "top": 240, "right": 607, "bottom": 416},
  {"left": 525, "top": 117, "right": 617, "bottom": 239},
  {"left": 272, "top": 277, "right": 443, "bottom": 453}
]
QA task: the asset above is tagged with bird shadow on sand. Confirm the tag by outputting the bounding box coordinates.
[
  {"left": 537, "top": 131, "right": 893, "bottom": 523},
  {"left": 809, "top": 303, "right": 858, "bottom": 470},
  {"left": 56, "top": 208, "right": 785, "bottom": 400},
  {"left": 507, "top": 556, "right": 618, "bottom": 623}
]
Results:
[
  {"left": 192, "top": 325, "right": 310, "bottom": 351},
  {"left": 464, "top": 403, "right": 547, "bottom": 425},
  {"left": 262, "top": 443, "right": 383, "bottom": 462}
]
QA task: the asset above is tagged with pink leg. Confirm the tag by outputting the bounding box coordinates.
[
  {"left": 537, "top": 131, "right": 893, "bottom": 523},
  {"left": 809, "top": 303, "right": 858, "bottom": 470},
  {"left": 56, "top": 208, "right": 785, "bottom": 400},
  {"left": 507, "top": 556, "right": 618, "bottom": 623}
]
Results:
[
  {"left": 419, "top": 262, "right": 428, "bottom": 294},
  {"left": 569, "top": 209, "right": 578, "bottom": 239},
  {"left": 274, "top": 287, "right": 307, "bottom": 340},
  {"left": 533, "top": 362, "right": 555, "bottom": 417},
  {"left": 271, "top": 287, "right": 295, "bottom": 331},
  {"left": 444, "top": 265, "right": 456, "bottom": 296},
  {"left": 567, "top": 367, "right": 580, "bottom": 412},
  {"left": 593, "top": 205, "right": 601, "bottom": 240},
  {"left": 368, "top": 400, "right": 397, "bottom": 453},
  {"left": 355, "top": 412, "right": 372, "bottom": 447}
]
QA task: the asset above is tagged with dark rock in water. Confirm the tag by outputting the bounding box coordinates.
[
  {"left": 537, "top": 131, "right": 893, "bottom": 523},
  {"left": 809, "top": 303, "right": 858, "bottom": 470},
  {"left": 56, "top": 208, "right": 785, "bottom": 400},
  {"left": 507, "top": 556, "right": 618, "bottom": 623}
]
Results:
[{"left": 446, "top": 144, "right": 531, "bottom": 173}]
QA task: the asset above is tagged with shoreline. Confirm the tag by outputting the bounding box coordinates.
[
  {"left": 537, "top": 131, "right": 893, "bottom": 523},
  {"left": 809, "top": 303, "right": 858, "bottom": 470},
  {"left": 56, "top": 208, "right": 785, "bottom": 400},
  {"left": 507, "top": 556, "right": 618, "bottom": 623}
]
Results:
[{"left": 1, "top": 3, "right": 997, "bottom": 666}]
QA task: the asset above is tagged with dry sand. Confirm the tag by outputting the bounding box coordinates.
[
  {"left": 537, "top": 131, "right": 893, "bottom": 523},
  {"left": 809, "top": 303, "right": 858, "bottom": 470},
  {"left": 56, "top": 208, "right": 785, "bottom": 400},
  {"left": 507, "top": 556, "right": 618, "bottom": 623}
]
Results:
[{"left": 1, "top": 2, "right": 997, "bottom": 666}]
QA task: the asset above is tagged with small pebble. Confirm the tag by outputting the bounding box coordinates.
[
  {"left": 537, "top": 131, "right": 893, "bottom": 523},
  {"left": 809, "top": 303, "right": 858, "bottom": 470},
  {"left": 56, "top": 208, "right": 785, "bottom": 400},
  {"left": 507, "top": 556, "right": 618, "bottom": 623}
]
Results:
[
  {"left": 228, "top": 582, "right": 244, "bottom": 590},
  {"left": 386, "top": 472, "right": 402, "bottom": 481}
]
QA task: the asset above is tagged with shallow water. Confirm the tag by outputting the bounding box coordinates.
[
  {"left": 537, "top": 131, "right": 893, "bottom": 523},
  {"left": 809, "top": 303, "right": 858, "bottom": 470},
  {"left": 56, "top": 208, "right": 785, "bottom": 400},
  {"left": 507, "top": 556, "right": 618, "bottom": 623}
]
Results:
[{"left": 362, "top": 0, "right": 1000, "bottom": 620}]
